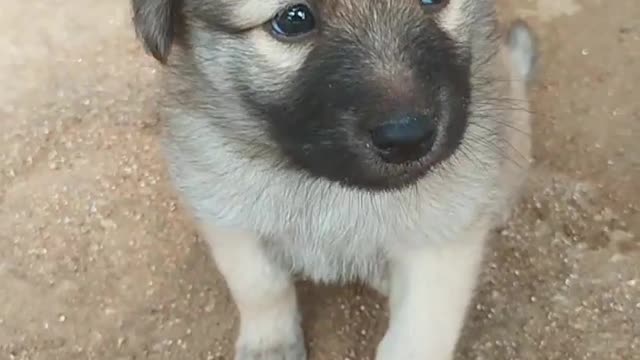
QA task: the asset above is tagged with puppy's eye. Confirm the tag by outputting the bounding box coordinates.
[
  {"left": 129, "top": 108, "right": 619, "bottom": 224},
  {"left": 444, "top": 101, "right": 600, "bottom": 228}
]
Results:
[
  {"left": 420, "top": 0, "right": 449, "bottom": 12},
  {"left": 271, "top": 4, "right": 316, "bottom": 38}
]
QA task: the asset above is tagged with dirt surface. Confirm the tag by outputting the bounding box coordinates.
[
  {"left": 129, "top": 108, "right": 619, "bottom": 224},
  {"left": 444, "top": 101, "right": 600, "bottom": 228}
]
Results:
[{"left": 1, "top": 0, "right": 638, "bottom": 359}]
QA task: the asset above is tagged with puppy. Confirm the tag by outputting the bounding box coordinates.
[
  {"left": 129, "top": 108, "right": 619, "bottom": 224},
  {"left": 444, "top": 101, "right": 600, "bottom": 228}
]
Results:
[{"left": 131, "top": 0, "right": 537, "bottom": 359}]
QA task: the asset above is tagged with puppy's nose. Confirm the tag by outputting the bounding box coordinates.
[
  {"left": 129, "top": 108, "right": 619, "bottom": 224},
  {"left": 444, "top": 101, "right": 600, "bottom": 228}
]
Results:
[{"left": 370, "top": 114, "right": 437, "bottom": 163}]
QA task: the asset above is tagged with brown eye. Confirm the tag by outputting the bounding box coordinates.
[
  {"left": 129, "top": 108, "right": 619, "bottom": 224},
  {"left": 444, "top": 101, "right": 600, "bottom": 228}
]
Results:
[{"left": 420, "top": 0, "right": 449, "bottom": 12}]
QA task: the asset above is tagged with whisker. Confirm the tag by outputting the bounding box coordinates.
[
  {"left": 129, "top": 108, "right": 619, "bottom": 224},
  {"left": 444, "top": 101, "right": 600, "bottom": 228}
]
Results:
[{"left": 468, "top": 116, "right": 532, "bottom": 137}]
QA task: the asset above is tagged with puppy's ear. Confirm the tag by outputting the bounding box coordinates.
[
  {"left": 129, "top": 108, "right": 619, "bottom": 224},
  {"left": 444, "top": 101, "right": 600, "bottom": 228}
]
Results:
[{"left": 132, "top": 0, "right": 182, "bottom": 63}]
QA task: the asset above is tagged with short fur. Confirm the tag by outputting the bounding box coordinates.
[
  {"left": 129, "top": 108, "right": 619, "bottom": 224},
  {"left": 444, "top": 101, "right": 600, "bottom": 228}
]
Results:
[{"left": 131, "top": 1, "right": 537, "bottom": 359}]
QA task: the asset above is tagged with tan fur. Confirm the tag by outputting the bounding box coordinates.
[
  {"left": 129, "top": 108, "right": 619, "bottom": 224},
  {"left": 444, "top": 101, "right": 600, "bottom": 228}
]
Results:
[
  {"left": 221, "top": 0, "right": 290, "bottom": 29},
  {"left": 438, "top": 0, "right": 473, "bottom": 38},
  {"left": 248, "top": 30, "right": 312, "bottom": 75}
]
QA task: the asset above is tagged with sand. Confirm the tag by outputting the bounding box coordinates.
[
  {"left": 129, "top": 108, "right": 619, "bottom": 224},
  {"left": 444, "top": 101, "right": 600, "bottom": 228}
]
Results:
[{"left": 1, "top": 0, "right": 638, "bottom": 359}]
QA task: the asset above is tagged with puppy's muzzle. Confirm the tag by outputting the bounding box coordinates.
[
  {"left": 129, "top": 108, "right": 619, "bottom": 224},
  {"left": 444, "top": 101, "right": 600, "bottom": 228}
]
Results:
[{"left": 369, "top": 113, "right": 437, "bottom": 164}]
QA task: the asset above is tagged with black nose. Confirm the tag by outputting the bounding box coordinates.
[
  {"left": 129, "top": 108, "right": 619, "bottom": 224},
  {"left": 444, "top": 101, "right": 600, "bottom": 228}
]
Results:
[{"left": 370, "top": 114, "right": 437, "bottom": 164}]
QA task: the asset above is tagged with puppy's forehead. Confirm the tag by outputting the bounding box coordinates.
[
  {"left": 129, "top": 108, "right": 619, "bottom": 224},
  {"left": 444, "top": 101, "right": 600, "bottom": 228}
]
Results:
[
  {"left": 213, "top": 0, "right": 473, "bottom": 34},
  {"left": 321, "top": 0, "right": 475, "bottom": 42}
]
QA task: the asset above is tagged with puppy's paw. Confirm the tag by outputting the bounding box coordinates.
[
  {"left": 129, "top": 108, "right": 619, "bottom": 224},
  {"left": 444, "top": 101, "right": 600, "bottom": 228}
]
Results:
[
  {"left": 235, "top": 327, "right": 306, "bottom": 360},
  {"left": 376, "top": 335, "right": 453, "bottom": 360},
  {"left": 236, "top": 340, "right": 306, "bottom": 360}
]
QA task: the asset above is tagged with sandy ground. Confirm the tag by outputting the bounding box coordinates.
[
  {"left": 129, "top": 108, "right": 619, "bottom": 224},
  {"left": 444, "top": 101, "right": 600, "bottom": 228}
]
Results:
[{"left": 1, "top": 0, "right": 639, "bottom": 359}]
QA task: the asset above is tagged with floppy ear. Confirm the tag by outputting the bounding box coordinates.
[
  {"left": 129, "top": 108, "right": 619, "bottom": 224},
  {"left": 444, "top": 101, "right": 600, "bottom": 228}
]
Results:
[{"left": 132, "top": 0, "right": 182, "bottom": 63}]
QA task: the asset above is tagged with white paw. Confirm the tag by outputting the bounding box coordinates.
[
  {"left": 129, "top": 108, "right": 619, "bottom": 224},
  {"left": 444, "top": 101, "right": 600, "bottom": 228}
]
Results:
[
  {"left": 235, "top": 329, "right": 306, "bottom": 360},
  {"left": 376, "top": 338, "right": 453, "bottom": 360}
]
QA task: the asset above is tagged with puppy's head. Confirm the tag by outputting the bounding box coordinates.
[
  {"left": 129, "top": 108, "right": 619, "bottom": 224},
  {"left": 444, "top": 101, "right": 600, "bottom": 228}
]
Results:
[{"left": 133, "top": 0, "right": 499, "bottom": 191}]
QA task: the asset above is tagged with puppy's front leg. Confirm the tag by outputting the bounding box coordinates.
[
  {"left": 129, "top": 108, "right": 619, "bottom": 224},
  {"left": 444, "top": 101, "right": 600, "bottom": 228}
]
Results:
[
  {"left": 376, "top": 223, "right": 489, "bottom": 360},
  {"left": 203, "top": 226, "right": 306, "bottom": 360}
]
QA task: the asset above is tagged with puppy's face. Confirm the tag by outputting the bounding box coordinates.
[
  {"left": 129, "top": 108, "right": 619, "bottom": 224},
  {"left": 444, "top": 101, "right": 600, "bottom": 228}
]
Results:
[{"left": 133, "top": 0, "right": 499, "bottom": 191}]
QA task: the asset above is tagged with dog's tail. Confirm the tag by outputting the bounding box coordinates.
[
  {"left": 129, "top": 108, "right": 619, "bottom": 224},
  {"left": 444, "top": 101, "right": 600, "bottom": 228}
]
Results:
[{"left": 506, "top": 20, "right": 538, "bottom": 84}]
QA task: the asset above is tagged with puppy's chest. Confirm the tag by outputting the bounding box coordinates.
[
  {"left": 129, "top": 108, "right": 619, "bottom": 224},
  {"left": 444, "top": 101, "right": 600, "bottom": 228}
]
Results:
[
  {"left": 190, "top": 179, "right": 492, "bottom": 283},
  {"left": 260, "top": 224, "right": 389, "bottom": 284},
  {"left": 252, "top": 189, "right": 491, "bottom": 284}
]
